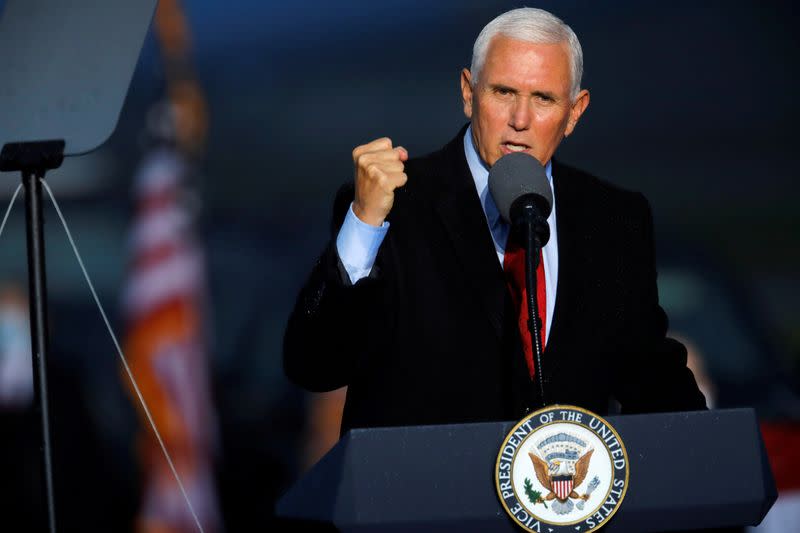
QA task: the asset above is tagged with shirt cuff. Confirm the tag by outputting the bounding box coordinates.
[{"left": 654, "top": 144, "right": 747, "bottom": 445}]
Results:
[{"left": 335, "top": 203, "right": 389, "bottom": 284}]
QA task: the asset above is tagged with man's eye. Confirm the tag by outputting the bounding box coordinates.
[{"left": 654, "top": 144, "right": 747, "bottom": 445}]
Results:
[{"left": 494, "top": 87, "right": 513, "bottom": 96}]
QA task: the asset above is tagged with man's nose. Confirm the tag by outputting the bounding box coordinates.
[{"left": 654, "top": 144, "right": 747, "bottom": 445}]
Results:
[{"left": 508, "top": 96, "right": 531, "bottom": 131}]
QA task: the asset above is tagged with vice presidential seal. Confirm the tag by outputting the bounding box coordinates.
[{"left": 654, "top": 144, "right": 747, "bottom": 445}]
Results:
[{"left": 495, "top": 405, "right": 629, "bottom": 532}]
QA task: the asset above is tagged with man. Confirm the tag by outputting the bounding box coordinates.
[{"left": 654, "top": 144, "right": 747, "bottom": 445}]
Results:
[{"left": 284, "top": 7, "right": 706, "bottom": 435}]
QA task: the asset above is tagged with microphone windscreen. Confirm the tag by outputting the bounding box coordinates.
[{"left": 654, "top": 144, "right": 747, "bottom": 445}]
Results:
[{"left": 488, "top": 152, "right": 552, "bottom": 224}]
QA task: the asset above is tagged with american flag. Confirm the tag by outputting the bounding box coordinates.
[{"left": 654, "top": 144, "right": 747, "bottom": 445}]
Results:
[{"left": 122, "top": 146, "right": 220, "bottom": 532}]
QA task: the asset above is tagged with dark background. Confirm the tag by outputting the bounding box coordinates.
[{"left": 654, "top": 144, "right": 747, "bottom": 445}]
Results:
[{"left": 0, "top": 1, "right": 797, "bottom": 531}]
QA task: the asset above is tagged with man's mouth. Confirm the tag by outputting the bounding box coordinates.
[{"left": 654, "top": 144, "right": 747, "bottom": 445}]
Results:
[{"left": 501, "top": 142, "right": 530, "bottom": 153}]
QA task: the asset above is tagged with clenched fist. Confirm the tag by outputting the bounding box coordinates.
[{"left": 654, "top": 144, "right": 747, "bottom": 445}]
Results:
[{"left": 351, "top": 137, "right": 409, "bottom": 227}]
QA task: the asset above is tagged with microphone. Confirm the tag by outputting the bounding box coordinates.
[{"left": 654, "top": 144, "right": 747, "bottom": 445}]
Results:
[
  {"left": 488, "top": 152, "right": 552, "bottom": 408},
  {"left": 488, "top": 152, "right": 552, "bottom": 246}
]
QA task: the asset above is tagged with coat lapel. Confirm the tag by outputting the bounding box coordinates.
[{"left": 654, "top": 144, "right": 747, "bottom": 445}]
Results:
[
  {"left": 428, "top": 139, "right": 591, "bottom": 384},
  {"left": 543, "top": 160, "right": 588, "bottom": 383},
  {"left": 433, "top": 130, "right": 507, "bottom": 340}
]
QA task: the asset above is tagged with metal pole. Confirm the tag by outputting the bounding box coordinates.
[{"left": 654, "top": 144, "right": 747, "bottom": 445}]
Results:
[
  {"left": 522, "top": 204, "right": 546, "bottom": 408},
  {"left": 23, "top": 170, "right": 57, "bottom": 533}
]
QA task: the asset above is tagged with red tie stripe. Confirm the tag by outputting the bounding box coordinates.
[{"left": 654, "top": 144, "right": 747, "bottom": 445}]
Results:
[{"left": 503, "top": 232, "right": 546, "bottom": 379}]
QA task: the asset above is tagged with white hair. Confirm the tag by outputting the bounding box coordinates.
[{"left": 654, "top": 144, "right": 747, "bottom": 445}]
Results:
[{"left": 470, "top": 7, "right": 584, "bottom": 101}]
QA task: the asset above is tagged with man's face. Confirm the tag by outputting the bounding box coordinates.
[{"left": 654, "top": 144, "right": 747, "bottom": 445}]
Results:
[{"left": 461, "top": 35, "right": 590, "bottom": 167}]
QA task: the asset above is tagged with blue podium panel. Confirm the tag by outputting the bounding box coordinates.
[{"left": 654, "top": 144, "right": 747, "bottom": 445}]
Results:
[{"left": 276, "top": 409, "right": 776, "bottom": 532}]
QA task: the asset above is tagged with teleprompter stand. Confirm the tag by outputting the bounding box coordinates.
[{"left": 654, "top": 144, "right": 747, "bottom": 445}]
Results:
[
  {"left": 0, "top": 140, "right": 64, "bottom": 533},
  {"left": 0, "top": 1, "right": 158, "bottom": 530}
]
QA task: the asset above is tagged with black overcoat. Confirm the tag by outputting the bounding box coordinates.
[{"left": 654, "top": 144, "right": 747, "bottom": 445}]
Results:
[{"left": 284, "top": 127, "right": 706, "bottom": 434}]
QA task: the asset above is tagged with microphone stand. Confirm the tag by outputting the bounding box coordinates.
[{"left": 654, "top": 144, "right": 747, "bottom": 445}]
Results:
[
  {"left": 489, "top": 152, "right": 552, "bottom": 411},
  {"left": 517, "top": 202, "right": 548, "bottom": 408}
]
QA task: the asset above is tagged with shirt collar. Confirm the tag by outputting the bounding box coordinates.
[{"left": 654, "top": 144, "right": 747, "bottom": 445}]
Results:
[{"left": 463, "top": 124, "right": 553, "bottom": 229}]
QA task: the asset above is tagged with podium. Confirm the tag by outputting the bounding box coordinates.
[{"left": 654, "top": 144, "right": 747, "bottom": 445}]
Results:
[{"left": 276, "top": 409, "right": 776, "bottom": 532}]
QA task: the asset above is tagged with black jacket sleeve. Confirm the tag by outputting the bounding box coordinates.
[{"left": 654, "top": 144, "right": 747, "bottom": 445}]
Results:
[
  {"left": 283, "top": 183, "right": 391, "bottom": 392},
  {"left": 612, "top": 193, "right": 707, "bottom": 413}
]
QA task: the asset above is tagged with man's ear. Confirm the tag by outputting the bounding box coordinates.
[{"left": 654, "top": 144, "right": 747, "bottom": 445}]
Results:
[
  {"left": 460, "top": 68, "right": 474, "bottom": 119},
  {"left": 564, "top": 89, "right": 590, "bottom": 137}
]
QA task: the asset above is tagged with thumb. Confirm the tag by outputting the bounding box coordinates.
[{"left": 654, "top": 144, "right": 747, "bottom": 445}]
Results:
[{"left": 395, "top": 146, "right": 409, "bottom": 162}]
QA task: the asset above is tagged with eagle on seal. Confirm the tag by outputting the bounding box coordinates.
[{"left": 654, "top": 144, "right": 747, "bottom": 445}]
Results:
[{"left": 528, "top": 448, "right": 594, "bottom": 503}]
